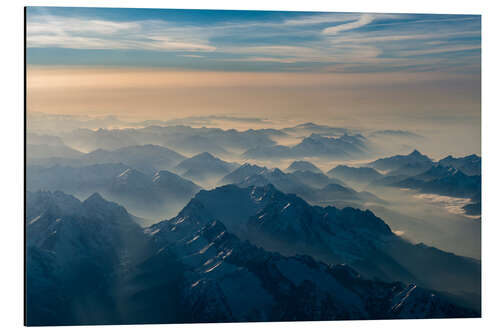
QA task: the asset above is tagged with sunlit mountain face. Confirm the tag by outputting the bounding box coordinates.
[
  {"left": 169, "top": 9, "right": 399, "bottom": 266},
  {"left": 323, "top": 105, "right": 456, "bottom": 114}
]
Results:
[{"left": 25, "top": 7, "right": 481, "bottom": 326}]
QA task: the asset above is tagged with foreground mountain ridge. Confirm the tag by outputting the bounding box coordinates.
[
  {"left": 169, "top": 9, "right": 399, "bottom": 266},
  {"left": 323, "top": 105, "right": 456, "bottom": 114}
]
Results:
[
  {"left": 26, "top": 189, "right": 478, "bottom": 325},
  {"left": 170, "top": 184, "right": 480, "bottom": 308}
]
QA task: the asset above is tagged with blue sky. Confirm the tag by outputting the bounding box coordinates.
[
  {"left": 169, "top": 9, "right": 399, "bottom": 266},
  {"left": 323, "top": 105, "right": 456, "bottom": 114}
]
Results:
[{"left": 26, "top": 7, "right": 481, "bottom": 73}]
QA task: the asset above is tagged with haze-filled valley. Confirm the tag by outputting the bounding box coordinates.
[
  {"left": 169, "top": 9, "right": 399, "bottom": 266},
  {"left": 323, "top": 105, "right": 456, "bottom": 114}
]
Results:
[{"left": 26, "top": 112, "right": 481, "bottom": 325}]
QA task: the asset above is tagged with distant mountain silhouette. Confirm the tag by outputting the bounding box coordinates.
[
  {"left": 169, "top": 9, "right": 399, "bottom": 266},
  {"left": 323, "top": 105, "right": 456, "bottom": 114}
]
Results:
[
  {"left": 438, "top": 154, "right": 481, "bottom": 176},
  {"left": 394, "top": 165, "right": 481, "bottom": 199},
  {"left": 175, "top": 152, "right": 239, "bottom": 185},
  {"left": 281, "top": 122, "right": 350, "bottom": 136},
  {"left": 367, "top": 150, "right": 433, "bottom": 172},
  {"left": 243, "top": 134, "right": 369, "bottom": 159},
  {"left": 285, "top": 160, "right": 323, "bottom": 174},
  {"left": 28, "top": 144, "right": 186, "bottom": 175},
  {"left": 27, "top": 163, "right": 201, "bottom": 221},
  {"left": 327, "top": 165, "right": 383, "bottom": 184},
  {"left": 60, "top": 125, "right": 282, "bottom": 157},
  {"left": 369, "top": 130, "right": 423, "bottom": 138},
  {"left": 220, "top": 164, "right": 376, "bottom": 206}
]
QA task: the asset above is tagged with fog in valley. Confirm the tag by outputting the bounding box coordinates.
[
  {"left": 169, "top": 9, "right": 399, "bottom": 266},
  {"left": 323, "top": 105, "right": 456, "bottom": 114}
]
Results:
[{"left": 27, "top": 112, "right": 481, "bottom": 260}]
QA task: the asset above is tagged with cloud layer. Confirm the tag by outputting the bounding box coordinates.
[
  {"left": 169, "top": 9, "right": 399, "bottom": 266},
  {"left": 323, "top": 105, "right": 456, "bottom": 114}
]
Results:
[{"left": 26, "top": 8, "right": 480, "bottom": 73}]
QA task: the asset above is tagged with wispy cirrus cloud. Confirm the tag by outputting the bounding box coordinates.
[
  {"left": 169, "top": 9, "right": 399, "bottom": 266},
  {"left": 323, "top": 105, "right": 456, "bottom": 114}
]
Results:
[
  {"left": 28, "top": 17, "right": 140, "bottom": 34},
  {"left": 228, "top": 57, "right": 302, "bottom": 64},
  {"left": 26, "top": 8, "right": 481, "bottom": 74},
  {"left": 396, "top": 45, "right": 480, "bottom": 57},
  {"left": 330, "top": 30, "right": 480, "bottom": 44},
  {"left": 282, "top": 13, "right": 359, "bottom": 27},
  {"left": 27, "top": 16, "right": 216, "bottom": 51},
  {"left": 322, "top": 14, "right": 375, "bottom": 35}
]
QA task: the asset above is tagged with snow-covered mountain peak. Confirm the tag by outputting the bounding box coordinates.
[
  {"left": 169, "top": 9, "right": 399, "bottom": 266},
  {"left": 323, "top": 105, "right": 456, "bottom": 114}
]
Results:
[{"left": 286, "top": 160, "right": 323, "bottom": 174}]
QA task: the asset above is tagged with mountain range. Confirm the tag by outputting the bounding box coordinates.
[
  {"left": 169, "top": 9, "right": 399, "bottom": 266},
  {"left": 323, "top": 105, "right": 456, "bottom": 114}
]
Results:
[
  {"left": 368, "top": 130, "right": 423, "bottom": 138},
  {"left": 294, "top": 134, "right": 368, "bottom": 157},
  {"left": 27, "top": 144, "right": 85, "bottom": 161},
  {"left": 174, "top": 152, "right": 239, "bottom": 186},
  {"left": 243, "top": 134, "right": 369, "bottom": 159},
  {"left": 285, "top": 160, "right": 323, "bottom": 174},
  {"left": 281, "top": 122, "right": 351, "bottom": 137},
  {"left": 438, "top": 154, "right": 481, "bottom": 176},
  {"left": 61, "top": 125, "right": 282, "bottom": 157},
  {"left": 181, "top": 184, "right": 480, "bottom": 309},
  {"left": 327, "top": 165, "right": 383, "bottom": 184},
  {"left": 26, "top": 191, "right": 154, "bottom": 325},
  {"left": 367, "top": 150, "right": 481, "bottom": 179},
  {"left": 26, "top": 189, "right": 478, "bottom": 325},
  {"left": 24, "top": 115, "right": 482, "bottom": 327},
  {"left": 28, "top": 144, "right": 186, "bottom": 176},
  {"left": 366, "top": 149, "right": 434, "bottom": 174},
  {"left": 219, "top": 164, "right": 380, "bottom": 206},
  {"left": 395, "top": 165, "right": 481, "bottom": 199},
  {"left": 27, "top": 163, "right": 201, "bottom": 221},
  {"left": 365, "top": 151, "right": 481, "bottom": 213}
]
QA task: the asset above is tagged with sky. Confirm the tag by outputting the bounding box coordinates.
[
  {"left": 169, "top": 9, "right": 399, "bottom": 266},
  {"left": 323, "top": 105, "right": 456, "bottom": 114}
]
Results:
[
  {"left": 26, "top": 7, "right": 480, "bottom": 72},
  {"left": 25, "top": 7, "right": 481, "bottom": 153}
]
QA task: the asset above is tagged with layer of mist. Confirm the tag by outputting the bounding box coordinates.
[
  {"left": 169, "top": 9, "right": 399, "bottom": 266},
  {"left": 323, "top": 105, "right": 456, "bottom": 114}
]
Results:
[{"left": 26, "top": 112, "right": 481, "bottom": 324}]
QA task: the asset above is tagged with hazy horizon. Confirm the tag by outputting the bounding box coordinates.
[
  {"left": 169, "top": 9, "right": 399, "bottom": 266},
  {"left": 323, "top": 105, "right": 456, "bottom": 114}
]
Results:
[{"left": 26, "top": 8, "right": 480, "bottom": 157}]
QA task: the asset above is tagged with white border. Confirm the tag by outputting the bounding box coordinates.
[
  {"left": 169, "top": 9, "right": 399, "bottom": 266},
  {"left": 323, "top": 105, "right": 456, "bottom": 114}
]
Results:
[{"left": 2, "top": 1, "right": 499, "bottom": 332}]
